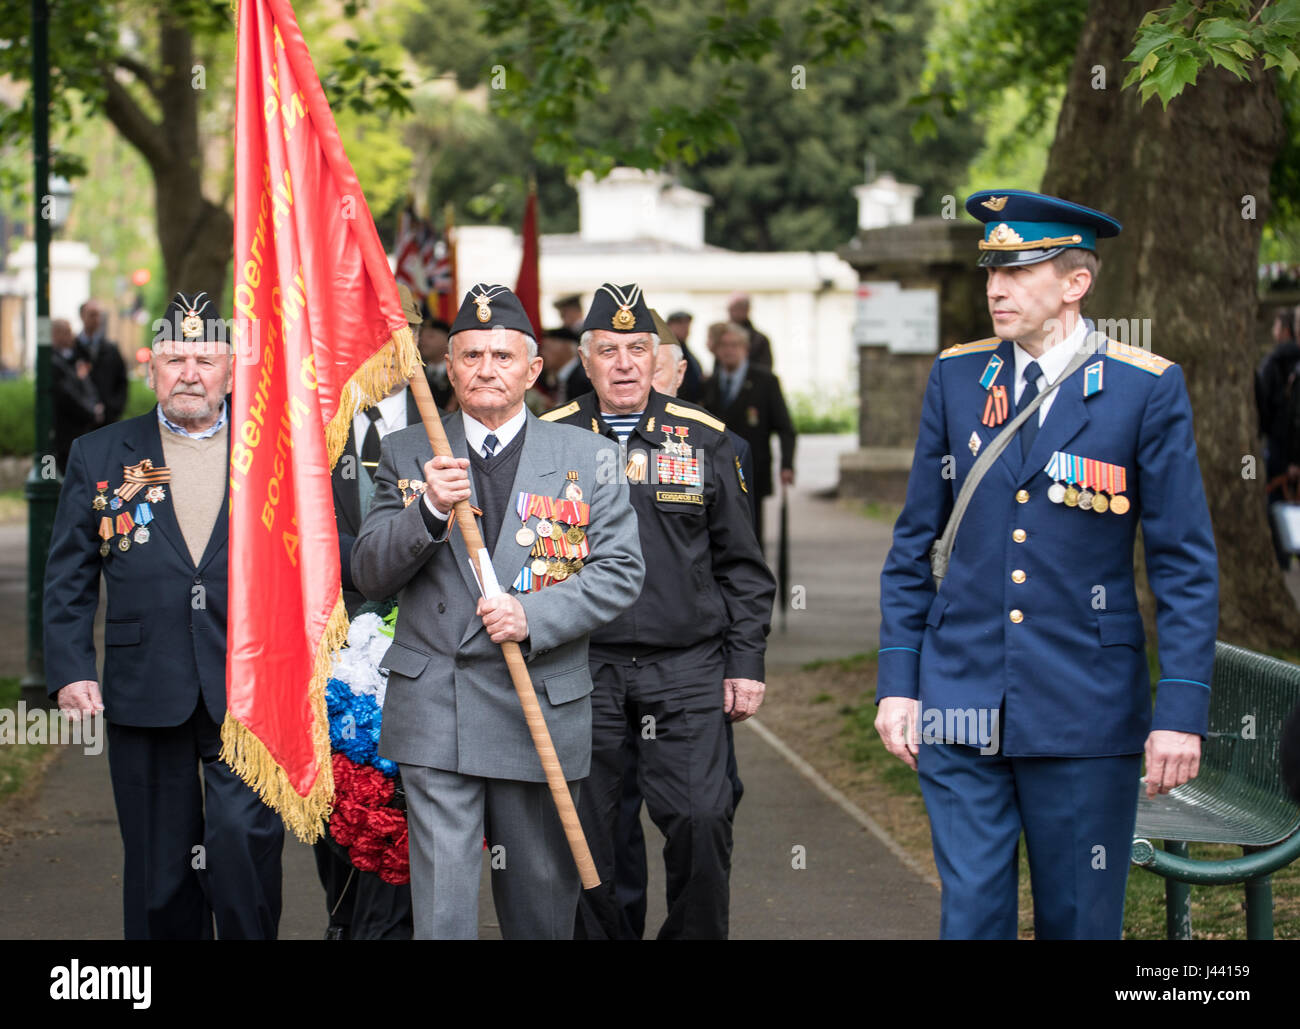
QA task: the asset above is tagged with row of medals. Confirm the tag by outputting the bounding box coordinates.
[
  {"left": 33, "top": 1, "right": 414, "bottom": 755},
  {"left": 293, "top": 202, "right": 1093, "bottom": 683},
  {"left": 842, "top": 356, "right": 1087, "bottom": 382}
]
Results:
[
  {"left": 93, "top": 486, "right": 162, "bottom": 554},
  {"left": 515, "top": 518, "right": 586, "bottom": 581},
  {"left": 1046, "top": 481, "right": 1130, "bottom": 514}
]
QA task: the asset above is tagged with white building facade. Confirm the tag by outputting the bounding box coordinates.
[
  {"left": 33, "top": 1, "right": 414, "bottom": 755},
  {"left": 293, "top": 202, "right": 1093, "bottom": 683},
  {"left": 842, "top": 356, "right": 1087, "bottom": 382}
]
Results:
[{"left": 452, "top": 168, "right": 862, "bottom": 400}]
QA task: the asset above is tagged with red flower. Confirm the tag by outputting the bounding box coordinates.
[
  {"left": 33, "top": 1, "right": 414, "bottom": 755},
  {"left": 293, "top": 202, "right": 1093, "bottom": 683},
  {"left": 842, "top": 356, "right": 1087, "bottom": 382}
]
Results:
[{"left": 327, "top": 753, "right": 409, "bottom": 884}]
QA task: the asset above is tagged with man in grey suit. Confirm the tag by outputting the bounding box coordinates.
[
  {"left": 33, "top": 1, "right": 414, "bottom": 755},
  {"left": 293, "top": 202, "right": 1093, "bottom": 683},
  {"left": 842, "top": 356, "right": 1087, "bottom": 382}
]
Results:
[{"left": 350, "top": 285, "right": 644, "bottom": 939}]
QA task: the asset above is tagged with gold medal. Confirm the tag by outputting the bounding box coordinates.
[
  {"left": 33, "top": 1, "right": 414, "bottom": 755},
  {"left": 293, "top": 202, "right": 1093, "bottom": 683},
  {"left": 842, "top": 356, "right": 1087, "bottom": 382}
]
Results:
[
  {"left": 565, "top": 525, "right": 585, "bottom": 546},
  {"left": 553, "top": 561, "right": 570, "bottom": 581},
  {"left": 572, "top": 559, "right": 583, "bottom": 572},
  {"left": 118, "top": 536, "right": 131, "bottom": 552},
  {"left": 1063, "top": 485, "right": 1080, "bottom": 507},
  {"left": 1091, "top": 492, "right": 1110, "bottom": 514},
  {"left": 1110, "top": 495, "right": 1130, "bottom": 515},
  {"left": 99, "top": 540, "right": 110, "bottom": 557},
  {"left": 92, "top": 495, "right": 107, "bottom": 511},
  {"left": 515, "top": 526, "right": 536, "bottom": 547}
]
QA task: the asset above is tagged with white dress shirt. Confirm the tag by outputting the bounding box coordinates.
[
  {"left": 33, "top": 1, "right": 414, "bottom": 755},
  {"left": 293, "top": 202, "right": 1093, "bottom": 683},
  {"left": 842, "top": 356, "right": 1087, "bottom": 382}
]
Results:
[
  {"left": 1012, "top": 319, "right": 1089, "bottom": 426},
  {"left": 351, "top": 388, "right": 410, "bottom": 451}
]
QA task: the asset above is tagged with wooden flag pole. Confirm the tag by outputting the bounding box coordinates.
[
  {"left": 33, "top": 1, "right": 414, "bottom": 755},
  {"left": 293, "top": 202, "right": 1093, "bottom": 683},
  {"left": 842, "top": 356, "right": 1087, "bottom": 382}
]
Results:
[{"left": 406, "top": 369, "right": 600, "bottom": 890}]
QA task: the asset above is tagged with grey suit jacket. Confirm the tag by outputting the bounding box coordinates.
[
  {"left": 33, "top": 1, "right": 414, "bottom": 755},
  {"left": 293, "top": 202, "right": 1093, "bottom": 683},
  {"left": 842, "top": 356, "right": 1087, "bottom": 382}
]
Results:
[{"left": 350, "top": 409, "right": 644, "bottom": 781}]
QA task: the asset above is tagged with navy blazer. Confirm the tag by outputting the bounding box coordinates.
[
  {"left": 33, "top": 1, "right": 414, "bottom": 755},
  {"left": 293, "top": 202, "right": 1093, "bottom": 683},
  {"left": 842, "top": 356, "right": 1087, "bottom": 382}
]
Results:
[
  {"left": 44, "top": 408, "right": 230, "bottom": 727},
  {"left": 878, "top": 331, "right": 1219, "bottom": 757}
]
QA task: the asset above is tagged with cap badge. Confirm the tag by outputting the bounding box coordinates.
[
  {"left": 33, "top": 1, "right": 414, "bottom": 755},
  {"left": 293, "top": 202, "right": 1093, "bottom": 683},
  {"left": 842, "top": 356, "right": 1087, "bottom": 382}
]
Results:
[
  {"left": 474, "top": 292, "right": 492, "bottom": 322},
  {"left": 987, "top": 223, "right": 1024, "bottom": 247},
  {"left": 981, "top": 196, "right": 1009, "bottom": 212},
  {"left": 181, "top": 309, "right": 203, "bottom": 339},
  {"left": 612, "top": 306, "right": 635, "bottom": 330}
]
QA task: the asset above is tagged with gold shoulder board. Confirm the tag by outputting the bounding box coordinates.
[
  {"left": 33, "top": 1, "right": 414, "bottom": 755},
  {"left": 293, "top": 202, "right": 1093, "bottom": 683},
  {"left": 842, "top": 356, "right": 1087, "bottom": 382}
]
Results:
[
  {"left": 939, "top": 337, "right": 1001, "bottom": 360},
  {"left": 539, "top": 401, "right": 581, "bottom": 422},
  {"left": 664, "top": 402, "right": 726, "bottom": 433},
  {"left": 1105, "top": 339, "right": 1172, "bottom": 376}
]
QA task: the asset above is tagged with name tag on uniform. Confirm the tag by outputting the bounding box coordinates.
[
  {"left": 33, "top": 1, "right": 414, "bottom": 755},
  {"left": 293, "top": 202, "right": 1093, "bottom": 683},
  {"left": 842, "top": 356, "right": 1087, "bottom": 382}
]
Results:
[{"left": 656, "top": 491, "right": 703, "bottom": 505}]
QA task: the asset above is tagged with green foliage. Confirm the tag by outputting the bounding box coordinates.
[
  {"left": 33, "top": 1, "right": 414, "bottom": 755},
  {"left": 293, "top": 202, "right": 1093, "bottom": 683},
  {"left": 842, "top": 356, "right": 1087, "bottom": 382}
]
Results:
[
  {"left": 320, "top": 38, "right": 414, "bottom": 118},
  {"left": 788, "top": 390, "right": 857, "bottom": 434},
  {"left": 0, "top": 376, "right": 153, "bottom": 458},
  {"left": 1123, "top": 0, "right": 1300, "bottom": 108},
  {"left": 0, "top": 379, "right": 36, "bottom": 457},
  {"left": 402, "top": 0, "right": 984, "bottom": 252},
  {"left": 916, "top": 0, "right": 1086, "bottom": 140}
]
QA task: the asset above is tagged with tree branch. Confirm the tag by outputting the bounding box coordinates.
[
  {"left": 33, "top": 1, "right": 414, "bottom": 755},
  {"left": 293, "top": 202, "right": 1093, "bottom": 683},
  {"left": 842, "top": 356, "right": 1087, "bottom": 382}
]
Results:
[
  {"left": 99, "top": 67, "right": 170, "bottom": 173},
  {"left": 113, "top": 54, "right": 159, "bottom": 98}
]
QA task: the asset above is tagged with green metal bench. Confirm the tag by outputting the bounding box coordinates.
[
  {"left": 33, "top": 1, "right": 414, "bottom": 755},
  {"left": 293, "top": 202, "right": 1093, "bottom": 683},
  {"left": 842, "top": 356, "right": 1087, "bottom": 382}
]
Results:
[{"left": 1130, "top": 641, "right": 1300, "bottom": 939}]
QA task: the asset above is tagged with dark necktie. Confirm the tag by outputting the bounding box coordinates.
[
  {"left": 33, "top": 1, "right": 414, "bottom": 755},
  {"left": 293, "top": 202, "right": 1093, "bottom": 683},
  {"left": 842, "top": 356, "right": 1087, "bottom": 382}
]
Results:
[
  {"left": 1018, "top": 360, "right": 1042, "bottom": 459},
  {"left": 361, "top": 407, "right": 383, "bottom": 472},
  {"left": 723, "top": 372, "right": 739, "bottom": 408},
  {"left": 482, "top": 433, "right": 499, "bottom": 460}
]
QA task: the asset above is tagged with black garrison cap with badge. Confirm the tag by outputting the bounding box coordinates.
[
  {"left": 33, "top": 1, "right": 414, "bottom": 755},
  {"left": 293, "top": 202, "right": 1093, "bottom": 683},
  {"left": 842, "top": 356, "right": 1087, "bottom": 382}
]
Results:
[
  {"left": 156, "top": 291, "right": 228, "bottom": 346},
  {"left": 582, "top": 283, "right": 656, "bottom": 334},
  {"left": 449, "top": 284, "right": 536, "bottom": 337},
  {"left": 966, "top": 189, "right": 1122, "bottom": 268}
]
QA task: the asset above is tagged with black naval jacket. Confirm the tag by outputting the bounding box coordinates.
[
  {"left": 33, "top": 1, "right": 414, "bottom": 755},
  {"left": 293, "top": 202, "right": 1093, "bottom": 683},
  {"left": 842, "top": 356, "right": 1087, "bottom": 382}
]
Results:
[{"left": 542, "top": 388, "right": 775, "bottom": 681}]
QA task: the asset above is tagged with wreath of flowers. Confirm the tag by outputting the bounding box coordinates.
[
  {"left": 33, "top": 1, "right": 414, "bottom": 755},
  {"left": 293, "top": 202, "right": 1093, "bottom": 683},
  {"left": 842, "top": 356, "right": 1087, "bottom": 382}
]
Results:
[{"left": 325, "top": 604, "right": 409, "bottom": 884}]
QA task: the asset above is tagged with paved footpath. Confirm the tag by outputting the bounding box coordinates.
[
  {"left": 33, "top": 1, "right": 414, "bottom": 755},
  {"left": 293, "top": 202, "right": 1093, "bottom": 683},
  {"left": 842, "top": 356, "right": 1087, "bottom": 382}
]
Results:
[{"left": 0, "top": 435, "right": 941, "bottom": 939}]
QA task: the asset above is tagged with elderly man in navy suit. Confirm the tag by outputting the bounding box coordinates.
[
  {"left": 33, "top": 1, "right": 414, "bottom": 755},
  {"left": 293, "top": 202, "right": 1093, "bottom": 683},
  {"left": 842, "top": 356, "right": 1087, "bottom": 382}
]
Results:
[
  {"left": 875, "top": 190, "right": 1218, "bottom": 939},
  {"left": 44, "top": 292, "right": 283, "bottom": 940}
]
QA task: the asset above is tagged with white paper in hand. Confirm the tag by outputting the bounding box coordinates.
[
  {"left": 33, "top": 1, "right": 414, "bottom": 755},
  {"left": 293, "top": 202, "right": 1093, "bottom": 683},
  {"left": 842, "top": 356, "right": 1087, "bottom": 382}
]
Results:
[{"left": 477, "top": 548, "right": 503, "bottom": 598}]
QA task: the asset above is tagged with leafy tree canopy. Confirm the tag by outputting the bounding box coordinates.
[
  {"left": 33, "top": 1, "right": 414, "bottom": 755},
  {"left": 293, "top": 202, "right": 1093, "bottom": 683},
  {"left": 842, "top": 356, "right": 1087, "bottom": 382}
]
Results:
[{"left": 399, "top": 0, "right": 984, "bottom": 251}]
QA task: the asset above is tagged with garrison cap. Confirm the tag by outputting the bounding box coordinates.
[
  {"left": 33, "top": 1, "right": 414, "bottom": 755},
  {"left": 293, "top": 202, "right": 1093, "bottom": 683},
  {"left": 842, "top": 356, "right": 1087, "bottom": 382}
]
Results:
[
  {"left": 397, "top": 283, "right": 423, "bottom": 328},
  {"left": 449, "top": 284, "right": 536, "bottom": 337},
  {"left": 966, "top": 189, "right": 1121, "bottom": 268},
  {"left": 582, "top": 283, "right": 655, "bottom": 334},
  {"left": 155, "top": 291, "right": 227, "bottom": 346}
]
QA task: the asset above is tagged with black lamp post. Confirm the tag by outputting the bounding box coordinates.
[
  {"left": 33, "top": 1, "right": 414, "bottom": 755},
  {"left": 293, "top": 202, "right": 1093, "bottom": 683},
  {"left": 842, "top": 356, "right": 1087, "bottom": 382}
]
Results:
[{"left": 21, "top": 0, "right": 63, "bottom": 708}]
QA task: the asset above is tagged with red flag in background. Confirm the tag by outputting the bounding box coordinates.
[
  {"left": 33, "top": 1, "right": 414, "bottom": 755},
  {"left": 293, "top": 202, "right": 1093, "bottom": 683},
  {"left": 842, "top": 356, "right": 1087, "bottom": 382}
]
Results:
[
  {"left": 226, "top": 0, "right": 418, "bottom": 840},
  {"left": 393, "top": 207, "right": 425, "bottom": 294},
  {"left": 435, "top": 205, "right": 458, "bottom": 324},
  {"left": 514, "top": 182, "right": 541, "bottom": 336}
]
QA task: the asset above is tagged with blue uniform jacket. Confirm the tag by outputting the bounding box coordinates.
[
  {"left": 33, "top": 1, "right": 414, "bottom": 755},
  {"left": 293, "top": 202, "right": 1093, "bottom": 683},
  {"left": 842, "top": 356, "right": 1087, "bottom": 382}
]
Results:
[
  {"left": 43, "top": 408, "right": 230, "bottom": 727},
  {"left": 877, "top": 331, "right": 1219, "bottom": 757}
]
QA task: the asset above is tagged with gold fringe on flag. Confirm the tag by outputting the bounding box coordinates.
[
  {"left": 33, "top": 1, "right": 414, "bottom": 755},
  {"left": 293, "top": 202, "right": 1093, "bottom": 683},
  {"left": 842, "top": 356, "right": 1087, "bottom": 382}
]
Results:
[
  {"left": 325, "top": 325, "right": 422, "bottom": 470},
  {"left": 220, "top": 593, "right": 349, "bottom": 842},
  {"left": 224, "top": 326, "right": 418, "bottom": 841}
]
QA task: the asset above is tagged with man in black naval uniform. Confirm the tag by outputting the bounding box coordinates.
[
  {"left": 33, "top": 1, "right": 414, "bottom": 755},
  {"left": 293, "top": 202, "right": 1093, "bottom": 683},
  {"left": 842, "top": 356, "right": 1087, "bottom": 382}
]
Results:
[{"left": 542, "top": 282, "right": 775, "bottom": 939}]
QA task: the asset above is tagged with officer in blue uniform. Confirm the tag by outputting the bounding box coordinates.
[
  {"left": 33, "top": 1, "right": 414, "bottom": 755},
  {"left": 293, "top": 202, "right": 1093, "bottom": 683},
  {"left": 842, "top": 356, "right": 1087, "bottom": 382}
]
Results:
[{"left": 875, "top": 189, "right": 1219, "bottom": 939}]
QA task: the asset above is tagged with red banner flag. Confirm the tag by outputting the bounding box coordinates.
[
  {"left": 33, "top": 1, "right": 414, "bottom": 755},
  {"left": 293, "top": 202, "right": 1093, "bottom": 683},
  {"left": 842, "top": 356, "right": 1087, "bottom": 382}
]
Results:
[
  {"left": 225, "top": 0, "right": 418, "bottom": 840},
  {"left": 436, "top": 204, "right": 458, "bottom": 325},
  {"left": 515, "top": 182, "right": 541, "bottom": 336}
]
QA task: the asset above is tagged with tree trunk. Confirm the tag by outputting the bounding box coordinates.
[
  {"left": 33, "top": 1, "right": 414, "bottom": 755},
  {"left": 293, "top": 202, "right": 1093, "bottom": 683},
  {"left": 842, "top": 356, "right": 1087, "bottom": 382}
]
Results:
[
  {"left": 101, "top": 13, "right": 234, "bottom": 303},
  {"left": 1041, "top": 0, "right": 1299, "bottom": 650}
]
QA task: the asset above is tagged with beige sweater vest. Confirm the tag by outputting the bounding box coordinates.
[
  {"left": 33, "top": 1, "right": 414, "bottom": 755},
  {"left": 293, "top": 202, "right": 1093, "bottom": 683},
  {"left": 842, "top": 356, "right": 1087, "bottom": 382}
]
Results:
[{"left": 159, "top": 423, "right": 228, "bottom": 566}]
